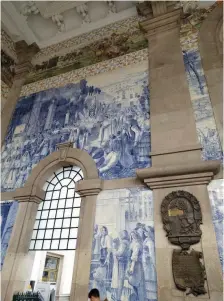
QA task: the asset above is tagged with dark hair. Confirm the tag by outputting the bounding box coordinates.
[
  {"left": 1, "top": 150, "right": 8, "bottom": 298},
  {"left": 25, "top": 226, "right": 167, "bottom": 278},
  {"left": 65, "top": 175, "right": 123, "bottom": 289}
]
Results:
[{"left": 88, "top": 288, "right": 100, "bottom": 298}]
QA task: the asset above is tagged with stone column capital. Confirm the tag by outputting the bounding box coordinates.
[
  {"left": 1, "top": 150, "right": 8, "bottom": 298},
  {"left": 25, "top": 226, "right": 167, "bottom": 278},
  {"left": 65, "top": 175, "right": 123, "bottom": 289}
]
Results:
[
  {"left": 76, "top": 179, "right": 103, "bottom": 197},
  {"left": 136, "top": 160, "right": 221, "bottom": 189},
  {"left": 137, "top": 2, "right": 182, "bottom": 36},
  {"left": 14, "top": 40, "right": 39, "bottom": 79},
  {"left": 13, "top": 185, "right": 45, "bottom": 204}
]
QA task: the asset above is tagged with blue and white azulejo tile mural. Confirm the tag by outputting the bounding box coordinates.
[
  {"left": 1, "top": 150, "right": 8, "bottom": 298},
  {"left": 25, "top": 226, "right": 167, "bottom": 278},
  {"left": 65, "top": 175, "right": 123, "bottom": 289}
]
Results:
[
  {"left": 1, "top": 62, "right": 150, "bottom": 192},
  {"left": 89, "top": 187, "right": 157, "bottom": 301},
  {"left": 0, "top": 201, "right": 19, "bottom": 269},
  {"left": 208, "top": 179, "right": 224, "bottom": 274},
  {"left": 182, "top": 49, "right": 223, "bottom": 162}
]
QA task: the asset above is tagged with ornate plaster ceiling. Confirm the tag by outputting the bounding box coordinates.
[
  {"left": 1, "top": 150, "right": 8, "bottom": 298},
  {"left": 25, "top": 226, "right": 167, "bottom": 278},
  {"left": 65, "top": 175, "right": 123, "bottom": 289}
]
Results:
[{"left": 2, "top": 1, "right": 137, "bottom": 48}]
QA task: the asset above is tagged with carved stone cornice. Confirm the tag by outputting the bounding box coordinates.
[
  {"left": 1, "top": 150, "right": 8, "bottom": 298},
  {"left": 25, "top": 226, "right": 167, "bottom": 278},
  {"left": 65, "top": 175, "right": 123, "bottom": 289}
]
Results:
[
  {"left": 136, "top": 160, "right": 220, "bottom": 189},
  {"left": 76, "top": 179, "right": 103, "bottom": 197}
]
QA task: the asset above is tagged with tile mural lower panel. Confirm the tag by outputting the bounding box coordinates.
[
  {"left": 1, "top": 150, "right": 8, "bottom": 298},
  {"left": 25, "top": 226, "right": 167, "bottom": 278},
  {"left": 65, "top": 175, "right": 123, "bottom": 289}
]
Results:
[
  {"left": 208, "top": 179, "right": 224, "bottom": 274},
  {"left": 1, "top": 201, "right": 19, "bottom": 269},
  {"left": 88, "top": 188, "right": 157, "bottom": 301}
]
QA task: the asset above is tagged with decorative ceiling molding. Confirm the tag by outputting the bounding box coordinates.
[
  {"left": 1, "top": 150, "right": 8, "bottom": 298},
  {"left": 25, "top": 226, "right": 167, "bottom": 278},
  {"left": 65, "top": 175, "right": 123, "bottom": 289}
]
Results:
[
  {"left": 20, "top": 48, "right": 148, "bottom": 97},
  {"left": 1, "top": 30, "right": 17, "bottom": 61},
  {"left": 35, "top": 1, "right": 86, "bottom": 18}
]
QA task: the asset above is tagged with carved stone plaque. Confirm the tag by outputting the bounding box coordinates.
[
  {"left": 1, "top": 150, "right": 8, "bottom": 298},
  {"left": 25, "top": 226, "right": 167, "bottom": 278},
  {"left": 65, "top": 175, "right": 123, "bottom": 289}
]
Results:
[
  {"left": 161, "top": 190, "right": 202, "bottom": 250},
  {"left": 172, "top": 249, "right": 206, "bottom": 296}
]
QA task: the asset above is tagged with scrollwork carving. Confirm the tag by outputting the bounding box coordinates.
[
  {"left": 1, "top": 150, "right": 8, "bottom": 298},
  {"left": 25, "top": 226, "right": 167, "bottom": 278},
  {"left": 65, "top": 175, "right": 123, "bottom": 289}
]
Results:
[{"left": 161, "top": 190, "right": 202, "bottom": 250}]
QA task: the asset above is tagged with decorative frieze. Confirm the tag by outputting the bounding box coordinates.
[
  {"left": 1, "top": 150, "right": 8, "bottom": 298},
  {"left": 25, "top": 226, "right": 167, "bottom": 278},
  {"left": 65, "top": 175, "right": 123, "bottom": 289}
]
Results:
[
  {"left": 20, "top": 48, "right": 148, "bottom": 96},
  {"left": 32, "top": 16, "right": 144, "bottom": 64}
]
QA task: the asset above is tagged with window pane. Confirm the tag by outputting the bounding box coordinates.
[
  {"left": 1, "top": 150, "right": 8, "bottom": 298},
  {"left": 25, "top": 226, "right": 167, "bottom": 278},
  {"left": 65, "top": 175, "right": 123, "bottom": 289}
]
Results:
[
  {"left": 41, "top": 211, "right": 48, "bottom": 219},
  {"left": 63, "top": 219, "right": 70, "bottom": 228},
  {"left": 36, "top": 211, "right": 41, "bottom": 219},
  {"left": 74, "top": 197, "right": 81, "bottom": 207},
  {"left": 61, "top": 229, "right": 69, "bottom": 238},
  {"left": 67, "top": 189, "right": 74, "bottom": 198},
  {"left": 68, "top": 181, "right": 75, "bottom": 189},
  {"left": 51, "top": 177, "right": 58, "bottom": 185},
  {"left": 47, "top": 220, "right": 54, "bottom": 228},
  {"left": 60, "top": 187, "right": 67, "bottom": 198},
  {"left": 58, "top": 199, "right": 66, "bottom": 209},
  {"left": 53, "top": 229, "right": 61, "bottom": 239},
  {"left": 71, "top": 218, "right": 79, "bottom": 228},
  {"left": 51, "top": 200, "right": 58, "bottom": 209},
  {"left": 45, "top": 229, "right": 53, "bottom": 239},
  {"left": 34, "top": 220, "right": 39, "bottom": 229},
  {"left": 47, "top": 183, "right": 54, "bottom": 191},
  {"left": 64, "top": 171, "right": 70, "bottom": 178},
  {"left": 51, "top": 240, "right": 59, "bottom": 249},
  {"left": 53, "top": 191, "right": 60, "bottom": 199},
  {"left": 38, "top": 202, "right": 43, "bottom": 210},
  {"left": 49, "top": 210, "right": 56, "bottom": 219},
  {"left": 59, "top": 239, "right": 68, "bottom": 250},
  {"left": 69, "top": 171, "right": 77, "bottom": 179},
  {"left": 72, "top": 166, "right": 81, "bottom": 173},
  {"left": 66, "top": 199, "right": 73, "bottom": 208},
  {"left": 64, "top": 208, "right": 72, "bottom": 218},
  {"left": 57, "top": 172, "right": 64, "bottom": 180},
  {"left": 39, "top": 220, "right": 47, "bottom": 229},
  {"left": 43, "top": 201, "right": 51, "bottom": 210},
  {"left": 45, "top": 191, "right": 53, "bottom": 200},
  {"left": 56, "top": 209, "right": 64, "bottom": 218},
  {"left": 72, "top": 208, "right": 80, "bottom": 217},
  {"left": 69, "top": 228, "right": 78, "bottom": 239},
  {"left": 43, "top": 182, "right": 49, "bottom": 191},
  {"left": 68, "top": 239, "right": 77, "bottom": 249},
  {"left": 35, "top": 241, "right": 43, "bottom": 249},
  {"left": 30, "top": 240, "right": 35, "bottom": 249},
  {"left": 32, "top": 230, "right": 37, "bottom": 239},
  {"left": 37, "top": 230, "right": 45, "bottom": 239},
  {"left": 55, "top": 183, "right": 62, "bottom": 190},
  {"left": 55, "top": 219, "right": 63, "bottom": 228},
  {"left": 74, "top": 174, "right": 82, "bottom": 182},
  {"left": 43, "top": 240, "right": 51, "bottom": 249}
]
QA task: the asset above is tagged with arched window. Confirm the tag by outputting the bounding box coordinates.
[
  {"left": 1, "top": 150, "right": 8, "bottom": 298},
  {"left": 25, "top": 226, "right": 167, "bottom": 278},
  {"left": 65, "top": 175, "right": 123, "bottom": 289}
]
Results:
[{"left": 29, "top": 166, "right": 83, "bottom": 251}]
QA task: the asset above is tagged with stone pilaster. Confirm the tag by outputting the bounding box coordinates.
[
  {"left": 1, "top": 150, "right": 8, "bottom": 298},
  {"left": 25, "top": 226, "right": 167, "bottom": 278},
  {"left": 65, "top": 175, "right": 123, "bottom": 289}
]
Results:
[
  {"left": 1, "top": 41, "right": 39, "bottom": 146},
  {"left": 137, "top": 2, "right": 223, "bottom": 301},
  {"left": 70, "top": 179, "right": 102, "bottom": 301},
  {"left": 1, "top": 186, "right": 44, "bottom": 301},
  {"left": 139, "top": 2, "right": 201, "bottom": 166}
]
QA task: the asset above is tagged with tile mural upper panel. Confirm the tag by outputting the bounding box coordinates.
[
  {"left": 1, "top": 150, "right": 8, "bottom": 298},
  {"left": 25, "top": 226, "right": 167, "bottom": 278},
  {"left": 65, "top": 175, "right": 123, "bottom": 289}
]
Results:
[
  {"left": 1, "top": 62, "right": 150, "bottom": 191},
  {"left": 89, "top": 187, "right": 157, "bottom": 301}
]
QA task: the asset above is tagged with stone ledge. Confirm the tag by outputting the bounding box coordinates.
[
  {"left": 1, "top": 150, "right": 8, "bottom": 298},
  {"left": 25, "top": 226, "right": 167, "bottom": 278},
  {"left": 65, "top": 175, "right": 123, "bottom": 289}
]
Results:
[
  {"left": 136, "top": 160, "right": 220, "bottom": 189},
  {"left": 150, "top": 143, "right": 202, "bottom": 156}
]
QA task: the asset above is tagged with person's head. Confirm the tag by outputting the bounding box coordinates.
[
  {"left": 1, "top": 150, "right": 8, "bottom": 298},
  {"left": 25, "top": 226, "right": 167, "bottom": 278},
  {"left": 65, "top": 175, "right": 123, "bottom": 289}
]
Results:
[
  {"left": 101, "top": 226, "right": 108, "bottom": 236},
  {"left": 88, "top": 288, "right": 100, "bottom": 301}
]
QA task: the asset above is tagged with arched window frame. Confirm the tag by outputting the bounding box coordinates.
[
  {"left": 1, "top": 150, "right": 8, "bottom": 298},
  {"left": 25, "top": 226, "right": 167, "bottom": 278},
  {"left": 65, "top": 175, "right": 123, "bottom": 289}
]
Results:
[{"left": 2, "top": 146, "right": 102, "bottom": 301}]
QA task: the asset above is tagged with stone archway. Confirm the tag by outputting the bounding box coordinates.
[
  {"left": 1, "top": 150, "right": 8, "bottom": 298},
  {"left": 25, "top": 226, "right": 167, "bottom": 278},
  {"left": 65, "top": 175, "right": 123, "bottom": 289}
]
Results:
[{"left": 1, "top": 144, "right": 102, "bottom": 301}]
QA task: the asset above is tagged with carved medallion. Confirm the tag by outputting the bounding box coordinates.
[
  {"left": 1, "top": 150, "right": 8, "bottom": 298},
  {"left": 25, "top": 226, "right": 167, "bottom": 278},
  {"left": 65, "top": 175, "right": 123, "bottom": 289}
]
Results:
[
  {"left": 161, "top": 190, "right": 202, "bottom": 250},
  {"left": 172, "top": 249, "right": 206, "bottom": 296}
]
